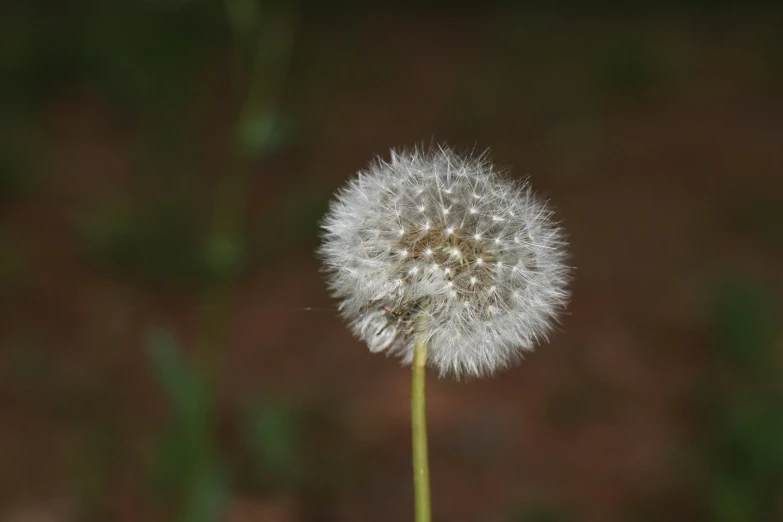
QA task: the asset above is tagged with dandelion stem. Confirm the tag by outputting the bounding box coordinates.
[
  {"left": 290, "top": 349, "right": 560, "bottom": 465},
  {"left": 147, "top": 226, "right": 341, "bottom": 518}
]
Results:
[{"left": 412, "top": 323, "right": 432, "bottom": 522}]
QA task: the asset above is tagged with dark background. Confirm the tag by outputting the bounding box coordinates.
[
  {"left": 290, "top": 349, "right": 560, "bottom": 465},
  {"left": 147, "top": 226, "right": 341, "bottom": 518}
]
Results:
[{"left": 1, "top": 1, "right": 782, "bottom": 521}]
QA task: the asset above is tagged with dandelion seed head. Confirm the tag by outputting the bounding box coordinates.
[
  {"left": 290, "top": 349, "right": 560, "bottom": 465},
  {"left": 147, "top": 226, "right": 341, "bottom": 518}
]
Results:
[{"left": 319, "top": 145, "right": 570, "bottom": 378}]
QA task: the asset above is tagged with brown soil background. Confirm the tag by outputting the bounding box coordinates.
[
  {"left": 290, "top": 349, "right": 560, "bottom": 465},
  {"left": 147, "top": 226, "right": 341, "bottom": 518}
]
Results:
[{"left": 1, "top": 5, "right": 782, "bottom": 522}]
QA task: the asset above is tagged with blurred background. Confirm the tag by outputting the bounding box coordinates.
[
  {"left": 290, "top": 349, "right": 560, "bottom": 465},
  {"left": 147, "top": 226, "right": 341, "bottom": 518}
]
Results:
[{"left": 1, "top": 1, "right": 782, "bottom": 521}]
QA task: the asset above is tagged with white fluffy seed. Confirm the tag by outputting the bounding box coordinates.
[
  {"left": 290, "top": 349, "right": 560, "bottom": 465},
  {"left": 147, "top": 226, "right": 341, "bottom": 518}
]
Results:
[{"left": 319, "top": 145, "right": 570, "bottom": 378}]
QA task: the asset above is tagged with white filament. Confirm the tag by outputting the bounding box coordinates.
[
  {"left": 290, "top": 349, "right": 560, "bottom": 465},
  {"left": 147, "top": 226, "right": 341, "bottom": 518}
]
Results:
[{"left": 319, "top": 145, "right": 570, "bottom": 378}]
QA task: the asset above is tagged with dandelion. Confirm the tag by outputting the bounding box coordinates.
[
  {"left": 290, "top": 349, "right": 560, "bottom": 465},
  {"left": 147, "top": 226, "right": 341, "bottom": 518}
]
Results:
[
  {"left": 319, "top": 144, "right": 571, "bottom": 522},
  {"left": 320, "top": 145, "right": 570, "bottom": 378}
]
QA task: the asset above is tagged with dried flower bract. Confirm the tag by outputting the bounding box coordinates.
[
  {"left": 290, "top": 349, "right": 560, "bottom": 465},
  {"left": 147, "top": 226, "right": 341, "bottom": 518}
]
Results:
[{"left": 320, "top": 145, "right": 570, "bottom": 378}]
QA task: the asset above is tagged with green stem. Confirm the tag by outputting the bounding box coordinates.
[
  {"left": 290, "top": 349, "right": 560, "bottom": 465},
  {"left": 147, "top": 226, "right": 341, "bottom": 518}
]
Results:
[{"left": 412, "top": 327, "right": 432, "bottom": 522}]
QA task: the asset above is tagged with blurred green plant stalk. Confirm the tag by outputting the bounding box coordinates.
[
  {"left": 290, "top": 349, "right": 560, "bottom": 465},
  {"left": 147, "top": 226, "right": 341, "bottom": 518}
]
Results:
[
  {"left": 148, "top": 329, "right": 227, "bottom": 522},
  {"left": 197, "top": 0, "right": 299, "bottom": 389},
  {"left": 148, "top": 2, "right": 300, "bottom": 522},
  {"left": 707, "top": 280, "right": 783, "bottom": 522}
]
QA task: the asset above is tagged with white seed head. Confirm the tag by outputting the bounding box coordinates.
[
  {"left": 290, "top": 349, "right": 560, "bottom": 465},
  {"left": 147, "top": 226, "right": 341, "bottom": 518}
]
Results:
[{"left": 319, "top": 145, "right": 570, "bottom": 378}]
